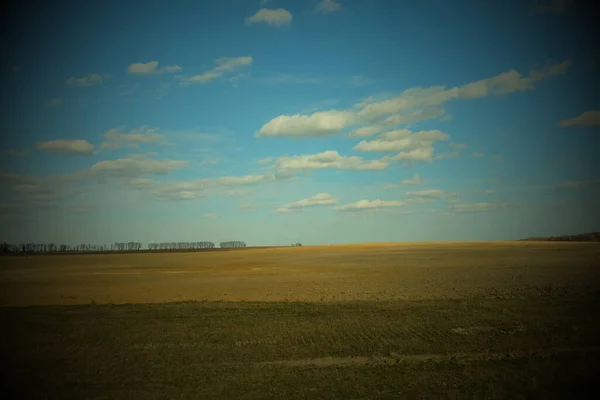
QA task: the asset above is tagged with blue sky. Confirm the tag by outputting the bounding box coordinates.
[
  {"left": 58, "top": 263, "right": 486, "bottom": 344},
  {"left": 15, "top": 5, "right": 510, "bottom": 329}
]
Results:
[{"left": 1, "top": 0, "right": 598, "bottom": 246}]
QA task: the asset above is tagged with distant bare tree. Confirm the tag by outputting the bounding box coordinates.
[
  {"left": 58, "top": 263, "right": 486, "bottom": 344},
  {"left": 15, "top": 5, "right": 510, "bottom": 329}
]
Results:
[{"left": 219, "top": 241, "right": 246, "bottom": 248}]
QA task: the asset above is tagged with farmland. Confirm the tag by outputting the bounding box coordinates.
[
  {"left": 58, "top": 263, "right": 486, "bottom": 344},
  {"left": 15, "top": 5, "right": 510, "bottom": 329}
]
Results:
[{"left": 2, "top": 241, "right": 600, "bottom": 399}]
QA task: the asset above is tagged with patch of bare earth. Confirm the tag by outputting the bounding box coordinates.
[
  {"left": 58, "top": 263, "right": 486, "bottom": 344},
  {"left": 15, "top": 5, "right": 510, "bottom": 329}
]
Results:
[{"left": 1, "top": 241, "right": 599, "bottom": 306}]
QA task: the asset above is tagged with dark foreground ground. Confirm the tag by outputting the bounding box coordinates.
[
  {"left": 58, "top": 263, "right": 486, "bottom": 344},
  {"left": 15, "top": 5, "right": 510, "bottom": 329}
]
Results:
[{"left": 2, "top": 294, "right": 600, "bottom": 399}]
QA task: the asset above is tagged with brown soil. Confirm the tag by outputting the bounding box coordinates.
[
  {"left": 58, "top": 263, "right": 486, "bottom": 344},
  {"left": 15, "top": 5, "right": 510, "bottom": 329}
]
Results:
[{"left": 1, "top": 241, "right": 599, "bottom": 307}]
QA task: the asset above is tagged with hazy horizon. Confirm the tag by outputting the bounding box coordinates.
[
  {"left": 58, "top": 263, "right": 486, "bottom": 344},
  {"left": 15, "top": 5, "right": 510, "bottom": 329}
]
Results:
[{"left": 1, "top": 0, "right": 598, "bottom": 246}]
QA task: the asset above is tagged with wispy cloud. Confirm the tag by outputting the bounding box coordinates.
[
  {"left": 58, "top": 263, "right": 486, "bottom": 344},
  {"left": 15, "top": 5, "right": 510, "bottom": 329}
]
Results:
[
  {"left": 405, "top": 189, "right": 454, "bottom": 202},
  {"left": 315, "top": 0, "right": 342, "bottom": 14},
  {"left": 334, "top": 199, "right": 406, "bottom": 212},
  {"left": 36, "top": 140, "right": 95, "bottom": 156},
  {"left": 127, "top": 61, "right": 182, "bottom": 75},
  {"left": 65, "top": 73, "right": 103, "bottom": 87},
  {"left": 246, "top": 8, "right": 292, "bottom": 26},
  {"left": 272, "top": 150, "right": 389, "bottom": 172},
  {"left": 257, "top": 157, "right": 273, "bottom": 165},
  {"left": 101, "top": 126, "right": 164, "bottom": 149},
  {"left": 179, "top": 56, "right": 253, "bottom": 85},
  {"left": 559, "top": 110, "right": 600, "bottom": 127},
  {"left": 275, "top": 193, "right": 337, "bottom": 213},
  {"left": 256, "top": 61, "right": 570, "bottom": 138},
  {"left": 383, "top": 173, "right": 424, "bottom": 189}
]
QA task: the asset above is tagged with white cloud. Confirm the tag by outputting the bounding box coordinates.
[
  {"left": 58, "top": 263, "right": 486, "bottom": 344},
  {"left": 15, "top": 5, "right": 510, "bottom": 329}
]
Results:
[
  {"left": 65, "top": 73, "right": 103, "bottom": 87},
  {"left": 134, "top": 180, "right": 207, "bottom": 201},
  {"left": 36, "top": 140, "right": 95, "bottom": 156},
  {"left": 353, "top": 129, "right": 449, "bottom": 155},
  {"left": 529, "top": 60, "right": 572, "bottom": 82},
  {"left": 0, "top": 172, "right": 79, "bottom": 206},
  {"left": 348, "top": 108, "right": 447, "bottom": 137},
  {"left": 403, "top": 173, "right": 424, "bottom": 185},
  {"left": 246, "top": 8, "right": 292, "bottom": 26},
  {"left": 217, "top": 174, "right": 275, "bottom": 186},
  {"left": 180, "top": 56, "right": 253, "bottom": 85},
  {"left": 162, "top": 65, "right": 182, "bottom": 73},
  {"left": 380, "top": 129, "right": 449, "bottom": 141},
  {"left": 257, "top": 110, "right": 356, "bottom": 138},
  {"left": 334, "top": 199, "right": 406, "bottom": 212},
  {"left": 89, "top": 154, "right": 189, "bottom": 178},
  {"left": 101, "top": 126, "right": 164, "bottom": 149},
  {"left": 258, "top": 61, "right": 570, "bottom": 138},
  {"left": 127, "top": 178, "right": 152, "bottom": 189},
  {"left": 184, "top": 71, "right": 222, "bottom": 84},
  {"left": 128, "top": 61, "right": 158, "bottom": 74},
  {"left": 559, "top": 110, "right": 600, "bottom": 127},
  {"left": 213, "top": 57, "right": 254, "bottom": 73},
  {"left": 273, "top": 150, "right": 389, "bottom": 171},
  {"left": 457, "top": 70, "right": 532, "bottom": 98},
  {"left": 45, "top": 98, "right": 62, "bottom": 108},
  {"left": 348, "top": 124, "right": 386, "bottom": 138},
  {"left": 354, "top": 138, "right": 421, "bottom": 153},
  {"left": 156, "top": 190, "right": 205, "bottom": 201},
  {"left": 316, "top": 0, "right": 342, "bottom": 14},
  {"left": 449, "top": 202, "right": 495, "bottom": 213},
  {"left": 383, "top": 173, "right": 423, "bottom": 189},
  {"left": 122, "top": 170, "right": 291, "bottom": 202},
  {"left": 388, "top": 147, "right": 434, "bottom": 162},
  {"left": 457, "top": 61, "right": 571, "bottom": 99},
  {"left": 356, "top": 86, "right": 459, "bottom": 122},
  {"left": 203, "top": 213, "right": 220, "bottom": 219},
  {"left": 275, "top": 193, "right": 337, "bottom": 213},
  {"left": 127, "top": 61, "right": 182, "bottom": 75}
]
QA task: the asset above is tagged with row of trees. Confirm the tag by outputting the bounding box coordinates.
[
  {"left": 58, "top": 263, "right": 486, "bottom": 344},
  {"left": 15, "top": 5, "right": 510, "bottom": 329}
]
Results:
[
  {"left": 0, "top": 242, "right": 144, "bottom": 253},
  {"left": 148, "top": 242, "right": 216, "bottom": 250},
  {"left": 219, "top": 241, "right": 247, "bottom": 248},
  {"left": 520, "top": 232, "right": 600, "bottom": 242},
  {"left": 0, "top": 240, "right": 248, "bottom": 254}
]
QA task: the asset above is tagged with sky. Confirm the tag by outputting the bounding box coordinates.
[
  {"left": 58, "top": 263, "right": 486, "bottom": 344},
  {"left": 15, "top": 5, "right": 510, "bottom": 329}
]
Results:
[{"left": 0, "top": 0, "right": 599, "bottom": 246}]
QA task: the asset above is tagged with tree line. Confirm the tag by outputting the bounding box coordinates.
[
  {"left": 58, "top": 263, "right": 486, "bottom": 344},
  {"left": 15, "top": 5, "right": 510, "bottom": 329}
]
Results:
[
  {"left": 0, "top": 240, "right": 247, "bottom": 254},
  {"left": 219, "top": 241, "right": 246, "bottom": 248},
  {"left": 148, "top": 242, "right": 216, "bottom": 250}
]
